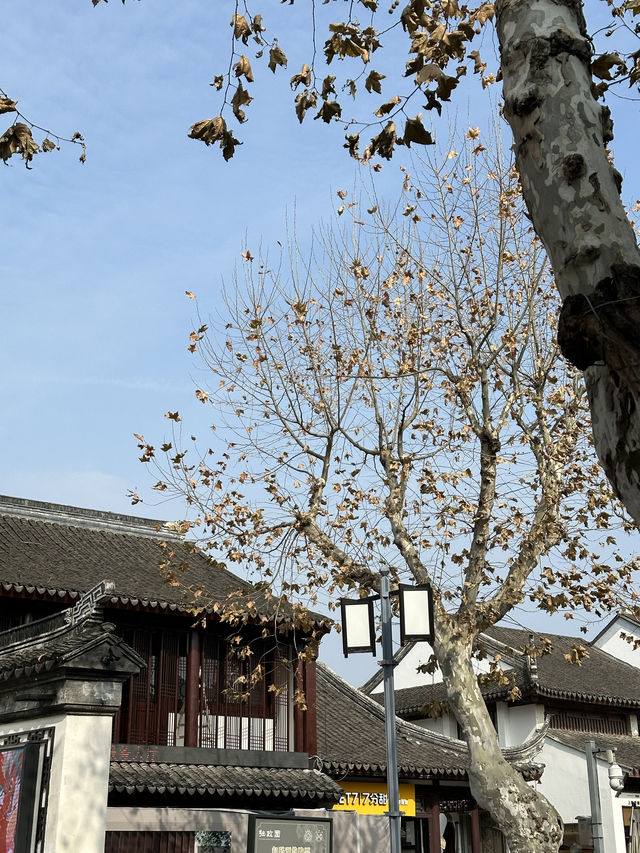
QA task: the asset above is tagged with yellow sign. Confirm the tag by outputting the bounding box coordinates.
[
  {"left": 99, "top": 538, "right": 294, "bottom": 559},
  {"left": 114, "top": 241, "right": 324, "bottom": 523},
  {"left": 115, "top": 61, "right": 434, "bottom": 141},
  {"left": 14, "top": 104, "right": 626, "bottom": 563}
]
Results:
[{"left": 333, "top": 782, "right": 416, "bottom": 816}]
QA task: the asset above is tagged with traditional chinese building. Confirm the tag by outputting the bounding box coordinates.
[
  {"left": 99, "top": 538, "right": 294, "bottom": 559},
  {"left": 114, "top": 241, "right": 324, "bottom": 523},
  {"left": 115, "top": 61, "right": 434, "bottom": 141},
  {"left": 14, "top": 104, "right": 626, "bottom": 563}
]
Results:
[
  {"left": 314, "top": 662, "right": 546, "bottom": 853},
  {"left": 0, "top": 495, "right": 342, "bottom": 853},
  {"left": 0, "top": 495, "right": 545, "bottom": 853}
]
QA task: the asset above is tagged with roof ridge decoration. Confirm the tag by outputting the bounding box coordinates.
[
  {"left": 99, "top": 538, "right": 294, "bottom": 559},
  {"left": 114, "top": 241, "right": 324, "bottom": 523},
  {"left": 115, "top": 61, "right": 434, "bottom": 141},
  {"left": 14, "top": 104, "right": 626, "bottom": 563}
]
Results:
[
  {"left": 0, "top": 494, "right": 183, "bottom": 540},
  {"left": 0, "top": 579, "right": 116, "bottom": 653},
  {"left": 478, "top": 631, "right": 528, "bottom": 670},
  {"left": 502, "top": 721, "right": 549, "bottom": 764}
]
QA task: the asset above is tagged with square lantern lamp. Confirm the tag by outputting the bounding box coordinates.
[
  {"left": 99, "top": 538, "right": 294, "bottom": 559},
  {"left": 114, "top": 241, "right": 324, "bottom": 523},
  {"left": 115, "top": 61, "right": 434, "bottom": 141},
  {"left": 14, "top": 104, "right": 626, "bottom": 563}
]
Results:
[
  {"left": 398, "top": 583, "right": 434, "bottom": 645},
  {"left": 340, "top": 596, "right": 376, "bottom": 657}
]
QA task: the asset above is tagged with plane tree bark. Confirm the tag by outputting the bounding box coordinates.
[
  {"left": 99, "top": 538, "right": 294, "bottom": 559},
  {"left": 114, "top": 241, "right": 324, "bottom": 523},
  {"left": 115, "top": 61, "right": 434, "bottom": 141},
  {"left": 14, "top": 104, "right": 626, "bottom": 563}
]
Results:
[{"left": 496, "top": 0, "right": 640, "bottom": 525}]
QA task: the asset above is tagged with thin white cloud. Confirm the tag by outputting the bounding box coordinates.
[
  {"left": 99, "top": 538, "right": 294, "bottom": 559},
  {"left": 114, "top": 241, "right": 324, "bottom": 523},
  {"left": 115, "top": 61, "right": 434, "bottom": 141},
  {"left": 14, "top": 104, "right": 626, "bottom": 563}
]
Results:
[{"left": 0, "top": 372, "right": 184, "bottom": 393}]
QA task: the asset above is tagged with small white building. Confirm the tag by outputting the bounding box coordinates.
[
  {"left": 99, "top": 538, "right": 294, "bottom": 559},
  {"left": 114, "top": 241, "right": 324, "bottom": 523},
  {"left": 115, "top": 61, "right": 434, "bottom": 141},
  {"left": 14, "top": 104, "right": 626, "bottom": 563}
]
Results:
[{"left": 363, "top": 617, "right": 640, "bottom": 851}]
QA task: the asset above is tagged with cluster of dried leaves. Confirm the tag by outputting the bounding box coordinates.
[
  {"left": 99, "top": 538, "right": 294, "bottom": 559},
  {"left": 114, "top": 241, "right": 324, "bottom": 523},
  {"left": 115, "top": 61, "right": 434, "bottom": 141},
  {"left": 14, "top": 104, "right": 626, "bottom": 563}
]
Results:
[
  {"left": 190, "top": 0, "right": 498, "bottom": 162},
  {"left": 182, "top": 0, "right": 640, "bottom": 162},
  {"left": 4, "top": 0, "right": 640, "bottom": 165},
  {"left": 0, "top": 91, "right": 85, "bottom": 168}
]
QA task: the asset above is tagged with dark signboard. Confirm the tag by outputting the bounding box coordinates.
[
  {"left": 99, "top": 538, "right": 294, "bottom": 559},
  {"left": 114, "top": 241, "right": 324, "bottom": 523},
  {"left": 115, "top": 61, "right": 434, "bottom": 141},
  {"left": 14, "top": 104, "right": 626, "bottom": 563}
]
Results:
[{"left": 248, "top": 815, "right": 332, "bottom": 853}]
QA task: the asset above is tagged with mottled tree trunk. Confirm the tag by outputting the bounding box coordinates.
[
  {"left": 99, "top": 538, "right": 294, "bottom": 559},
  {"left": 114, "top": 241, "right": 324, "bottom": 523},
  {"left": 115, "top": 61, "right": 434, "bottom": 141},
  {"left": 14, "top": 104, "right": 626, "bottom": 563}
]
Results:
[
  {"left": 435, "top": 622, "right": 563, "bottom": 853},
  {"left": 496, "top": 0, "right": 640, "bottom": 526}
]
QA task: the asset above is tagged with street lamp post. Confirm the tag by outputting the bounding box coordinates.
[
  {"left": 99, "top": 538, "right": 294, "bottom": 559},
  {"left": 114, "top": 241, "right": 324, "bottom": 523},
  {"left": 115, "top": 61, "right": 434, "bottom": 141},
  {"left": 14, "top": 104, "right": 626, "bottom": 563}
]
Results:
[
  {"left": 340, "top": 568, "right": 434, "bottom": 853},
  {"left": 380, "top": 567, "right": 402, "bottom": 853}
]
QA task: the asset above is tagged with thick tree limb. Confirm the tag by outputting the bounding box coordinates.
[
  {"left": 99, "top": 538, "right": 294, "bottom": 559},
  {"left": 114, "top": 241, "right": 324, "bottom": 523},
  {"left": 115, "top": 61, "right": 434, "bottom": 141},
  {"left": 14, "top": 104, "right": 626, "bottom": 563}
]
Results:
[
  {"left": 497, "top": 0, "right": 640, "bottom": 525},
  {"left": 296, "top": 513, "right": 379, "bottom": 590}
]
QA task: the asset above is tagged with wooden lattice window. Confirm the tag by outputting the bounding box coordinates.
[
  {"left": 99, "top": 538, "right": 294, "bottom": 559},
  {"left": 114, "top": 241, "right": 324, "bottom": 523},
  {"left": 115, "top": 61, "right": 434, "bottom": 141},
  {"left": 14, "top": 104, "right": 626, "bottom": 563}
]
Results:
[
  {"left": 547, "top": 707, "right": 628, "bottom": 735},
  {"left": 113, "top": 628, "right": 292, "bottom": 750},
  {"left": 114, "top": 628, "right": 185, "bottom": 746},
  {"left": 198, "top": 636, "right": 290, "bottom": 751}
]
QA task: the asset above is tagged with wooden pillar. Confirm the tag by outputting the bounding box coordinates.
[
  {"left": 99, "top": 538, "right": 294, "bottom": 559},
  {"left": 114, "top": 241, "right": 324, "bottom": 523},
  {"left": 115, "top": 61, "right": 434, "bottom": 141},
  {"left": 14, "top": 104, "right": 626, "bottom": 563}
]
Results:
[
  {"left": 184, "top": 629, "right": 201, "bottom": 747},
  {"left": 293, "top": 659, "right": 304, "bottom": 752},
  {"left": 427, "top": 791, "right": 441, "bottom": 853},
  {"left": 293, "top": 658, "right": 318, "bottom": 753},
  {"left": 304, "top": 659, "right": 317, "bottom": 755},
  {"left": 470, "top": 805, "right": 482, "bottom": 853}
]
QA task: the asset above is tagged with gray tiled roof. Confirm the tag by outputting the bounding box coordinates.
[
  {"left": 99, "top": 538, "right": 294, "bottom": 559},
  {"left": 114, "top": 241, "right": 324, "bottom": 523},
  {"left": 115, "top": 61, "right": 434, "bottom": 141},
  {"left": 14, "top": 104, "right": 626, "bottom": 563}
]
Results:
[
  {"left": 0, "top": 496, "right": 255, "bottom": 612},
  {"left": 0, "top": 583, "right": 145, "bottom": 684},
  {"left": 373, "top": 624, "right": 640, "bottom": 716},
  {"left": 109, "top": 761, "right": 343, "bottom": 803},
  {"left": 386, "top": 681, "right": 448, "bottom": 716},
  {"left": 0, "top": 619, "right": 144, "bottom": 686},
  {"left": 486, "top": 625, "right": 640, "bottom": 707},
  {"left": 0, "top": 620, "right": 105, "bottom": 680},
  {"left": 315, "top": 664, "right": 544, "bottom": 781},
  {"left": 316, "top": 663, "right": 469, "bottom": 778}
]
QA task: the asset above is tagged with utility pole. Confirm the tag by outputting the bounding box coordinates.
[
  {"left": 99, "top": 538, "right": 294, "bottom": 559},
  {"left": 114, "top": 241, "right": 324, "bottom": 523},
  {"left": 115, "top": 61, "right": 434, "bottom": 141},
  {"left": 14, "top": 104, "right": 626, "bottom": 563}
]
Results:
[
  {"left": 585, "top": 740, "right": 625, "bottom": 853},
  {"left": 586, "top": 741, "right": 605, "bottom": 853}
]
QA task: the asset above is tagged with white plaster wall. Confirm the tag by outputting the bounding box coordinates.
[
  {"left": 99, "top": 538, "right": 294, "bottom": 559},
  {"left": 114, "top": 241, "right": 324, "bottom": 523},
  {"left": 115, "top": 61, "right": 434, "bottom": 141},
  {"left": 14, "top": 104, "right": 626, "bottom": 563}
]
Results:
[
  {"left": 412, "top": 716, "right": 446, "bottom": 736},
  {"left": 473, "top": 655, "right": 510, "bottom": 677},
  {"left": 593, "top": 615, "right": 640, "bottom": 668},
  {"left": 495, "top": 703, "right": 510, "bottom": 748},
  {"left": 441, "top": 712, "right": 459, "bottom": 740},
  {"left": 603, "top": 785, "right": 629, "bottom": 853},
  {"left": 416, "top": 700, "right": 538, "bottom": 747},
  {"left": 537, "top": 739, "right": 593, "bottom": 823},
  {"left": 413, "top": 713, "right": 459, "bottom": 739},
  {"left": 537, "top": 738, "right": 627, "bottom": 853},
  {"left": 0, "top": 713, "right": 112, "bottom": 853},
  {"left": 498, "top": 703, "right": 539, "bottom": 748},
  {"left": 371, "top": 642, "right": 442, "bottom": 693}
]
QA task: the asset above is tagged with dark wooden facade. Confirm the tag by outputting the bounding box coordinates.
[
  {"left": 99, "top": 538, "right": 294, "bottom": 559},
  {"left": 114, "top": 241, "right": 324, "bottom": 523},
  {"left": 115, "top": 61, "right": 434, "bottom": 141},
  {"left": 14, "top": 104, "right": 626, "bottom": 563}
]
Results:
[
  {"left": 0, "top": 497, "right": 334, "bottom": 853},
  {"left": 105, "top": 832, "right": 194, "bottom": 853},
  {"left": 111, "top": 619, "right": 297, "bottom": 751},
  {"left": 0, "top": 591, "right": 318, "bottom": 754}
]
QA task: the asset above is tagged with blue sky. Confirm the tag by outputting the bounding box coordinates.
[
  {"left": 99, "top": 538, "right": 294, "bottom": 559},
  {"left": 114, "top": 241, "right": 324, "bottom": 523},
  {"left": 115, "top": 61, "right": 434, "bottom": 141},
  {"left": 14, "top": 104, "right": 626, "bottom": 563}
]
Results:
[
  {"left": 2, "top": 0, "right": 412, "bottom": 513},
  {"left": 3, "top": 0, "right": 639, "bottom": 678}
]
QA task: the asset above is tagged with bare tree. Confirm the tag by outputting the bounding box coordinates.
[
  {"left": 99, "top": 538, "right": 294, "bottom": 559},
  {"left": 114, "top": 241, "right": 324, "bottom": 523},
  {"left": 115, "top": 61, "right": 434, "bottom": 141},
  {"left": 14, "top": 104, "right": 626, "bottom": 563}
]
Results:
[{"left": 134, "top": 137, "right": 637, "bottom": 852}]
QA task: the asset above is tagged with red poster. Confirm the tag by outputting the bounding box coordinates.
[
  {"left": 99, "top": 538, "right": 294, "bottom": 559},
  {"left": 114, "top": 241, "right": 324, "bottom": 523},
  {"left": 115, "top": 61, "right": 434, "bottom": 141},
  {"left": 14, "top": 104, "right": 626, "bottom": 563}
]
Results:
[{"left": 0, "top": 747, "right": 24, "bottom": 853}]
